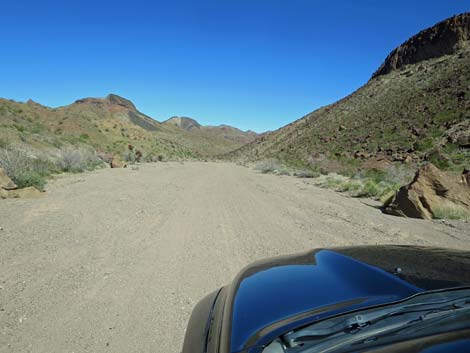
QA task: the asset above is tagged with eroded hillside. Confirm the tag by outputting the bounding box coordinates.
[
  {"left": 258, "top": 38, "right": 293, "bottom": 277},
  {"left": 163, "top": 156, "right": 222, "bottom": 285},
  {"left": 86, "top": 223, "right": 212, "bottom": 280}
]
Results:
[{"left": 228, "top": 13, "right": 470, "bottom": 173}]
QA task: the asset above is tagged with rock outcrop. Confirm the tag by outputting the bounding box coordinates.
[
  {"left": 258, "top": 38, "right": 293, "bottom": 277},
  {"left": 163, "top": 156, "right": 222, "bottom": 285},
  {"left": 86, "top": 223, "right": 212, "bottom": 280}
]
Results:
[
  {"left": 384, "top": 164, "right": 470, "bottom": 219},
  {"left": 373, "top": 13, "right": 470, "bottom": 78},
  {"left": 0, "top": 168, "right": 42, "bottom": 199},
  {"left": 74, "top": 94, "right": 137, "bottom": 111},
  {"left": 445, "top": 120, "right": 470, "bottom": 148},
  {"left": 1, "top": 187, "right": 42, "bottom": 199},
  {"left": 0, "top": 168, "right": 17, "bottom": 190},
  {"left": 110, "top": 156, "right": 127, "bottom": 169}
]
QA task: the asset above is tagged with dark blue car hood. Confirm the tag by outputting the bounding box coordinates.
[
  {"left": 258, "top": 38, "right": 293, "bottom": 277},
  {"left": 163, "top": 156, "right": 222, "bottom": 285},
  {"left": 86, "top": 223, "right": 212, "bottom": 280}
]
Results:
[{"left": 219, "top": 246, "right": 470, "bottom": 353}]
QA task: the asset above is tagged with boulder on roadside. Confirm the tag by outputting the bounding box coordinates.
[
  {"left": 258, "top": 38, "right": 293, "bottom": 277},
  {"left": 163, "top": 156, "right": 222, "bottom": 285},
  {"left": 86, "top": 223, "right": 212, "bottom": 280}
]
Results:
[
  {"left": 1, "top": 168, "right": 43, "bottom": 199},
  {"left": 110, "top": 156, "right": 127, "bottom": 169},
  {"left": 0, "top": 186, "right": 42, "bottom": 199},
  {"left": 384, "top": 163, "right": 470, "bottom": 219},
  {"left": 0, "top": 168, "right": 17, "bottom": 190}
]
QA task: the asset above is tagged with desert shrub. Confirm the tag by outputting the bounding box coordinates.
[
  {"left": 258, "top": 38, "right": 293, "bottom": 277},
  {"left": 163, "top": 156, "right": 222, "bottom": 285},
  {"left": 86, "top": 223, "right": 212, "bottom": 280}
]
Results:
[
  {"left": 14, "top": 170, "right": 46, "bottom": 190},
  {"left": 313, "top": 172, "right": 403, "bottom": 202},
  {"left": 274, "top": 168, "right": 291, "bottom": 176},
  {"left": 30, "top": 157, "right": 60, "bottom": 176},
  {"left": 357, "top": 180, "right": 381, "bottom": 197},
  {"left": 13, "top": 124, "right": 26, "bottom": 132},
  {"left": 358, "top": 164, "right": 414, "bottom": 186},
  {"left": 79, "top": 133, "right": 90, "bottom": 142},
  {"left": 314, "top": 173, "right": 350, "bottom": 189},
  {"left": 124, "top": 151, "right": 136, "bottom": 163},
  {"left": 293, "top": 170, "right": 319, "bottom": 178},
  {"left": 57, "top": 148, "right": 82, "bottom": 172},
  {"left": 338, "top": 180, "right": 363, "bottom": 193},
  {"left": 0, "top": 147, "right": 31, "bottom": 180},
  {"left": 254, "top": 159, "right": 281, "bottom": 174},
  {"left": 433, "top": 205, "right": 470, "bottom": 221},
  {"left": 57, "top": 147, "right": 103, "bottom": 173},
  {"left": 0, "top": 147, "right": 55, "bottom": 190}
]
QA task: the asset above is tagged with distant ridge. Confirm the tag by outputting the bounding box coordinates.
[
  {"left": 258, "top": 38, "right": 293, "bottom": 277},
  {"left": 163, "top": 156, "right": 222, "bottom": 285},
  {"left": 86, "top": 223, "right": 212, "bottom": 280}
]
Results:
[
  {"left": 0, "top": 94, "right": 257, "bottom": 159},
  {"left": 163, "top": 116, "right": 258, "bottom": 145}
]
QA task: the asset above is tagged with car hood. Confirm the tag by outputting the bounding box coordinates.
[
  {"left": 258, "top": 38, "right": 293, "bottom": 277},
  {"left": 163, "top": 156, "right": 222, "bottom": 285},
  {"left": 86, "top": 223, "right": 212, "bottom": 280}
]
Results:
[{"left": 221, "top": 246, "right": 470, "bottom": 353}]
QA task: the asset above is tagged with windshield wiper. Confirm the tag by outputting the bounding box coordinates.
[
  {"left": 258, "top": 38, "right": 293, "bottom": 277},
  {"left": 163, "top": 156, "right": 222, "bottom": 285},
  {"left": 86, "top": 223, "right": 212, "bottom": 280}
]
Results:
[{"left": 282, "top": 296, "right": 470, "bottom": 351}]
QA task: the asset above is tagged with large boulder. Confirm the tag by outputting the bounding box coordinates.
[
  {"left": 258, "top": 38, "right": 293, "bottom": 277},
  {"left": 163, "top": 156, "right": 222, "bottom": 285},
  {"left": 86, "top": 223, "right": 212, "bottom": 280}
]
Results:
[
  {"left": 0, "top": 168, "right": 42, "bottom": 199},
  {"left": 0, "top": 168, "right": 17, "bottom": 190},
  {"left": 110, "top": 156, "right": 127, "bottom": 168},
  {"left": 0, "top": 186, "right": 42, "bottom": 199},
  {"left": 384, "top": 163, "right": 470, "bottom": 219}
]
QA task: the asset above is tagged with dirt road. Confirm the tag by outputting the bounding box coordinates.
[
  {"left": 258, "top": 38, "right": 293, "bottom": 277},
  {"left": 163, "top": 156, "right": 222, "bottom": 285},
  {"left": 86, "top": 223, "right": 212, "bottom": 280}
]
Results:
[{"left": 1, "top": 162, "right": 469, "bottom": 353}]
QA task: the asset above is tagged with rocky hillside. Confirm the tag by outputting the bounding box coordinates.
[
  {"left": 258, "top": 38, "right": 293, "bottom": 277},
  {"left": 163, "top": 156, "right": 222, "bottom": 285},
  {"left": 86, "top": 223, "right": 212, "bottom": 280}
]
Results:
[
  {"left": 227, "top": 13, "right": 470, "bottom": 173},
  {"left": 164, "top": 116, "right": 257, "bottom": 145},
  {"left": 0, "top": 94, "right": 253, "bottom": 159}
]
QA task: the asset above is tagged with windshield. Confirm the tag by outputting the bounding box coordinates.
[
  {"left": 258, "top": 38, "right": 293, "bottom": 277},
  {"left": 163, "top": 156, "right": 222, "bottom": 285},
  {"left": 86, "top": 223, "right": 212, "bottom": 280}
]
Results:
[{"left": 262, "top": 288, "right": 470, "bottom": 353}]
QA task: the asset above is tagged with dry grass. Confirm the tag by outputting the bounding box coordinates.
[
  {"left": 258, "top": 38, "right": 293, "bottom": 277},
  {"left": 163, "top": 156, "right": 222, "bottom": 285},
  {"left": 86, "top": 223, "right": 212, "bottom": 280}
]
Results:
[{"left": 433, "top": 205, "right": 470, "bottom": 221}]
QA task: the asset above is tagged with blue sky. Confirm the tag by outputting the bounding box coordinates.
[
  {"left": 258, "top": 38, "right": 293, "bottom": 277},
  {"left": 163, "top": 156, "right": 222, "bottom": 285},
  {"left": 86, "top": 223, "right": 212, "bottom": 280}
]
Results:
[{"left": 1, "top": 1, "right": 469, "bottom": 132}]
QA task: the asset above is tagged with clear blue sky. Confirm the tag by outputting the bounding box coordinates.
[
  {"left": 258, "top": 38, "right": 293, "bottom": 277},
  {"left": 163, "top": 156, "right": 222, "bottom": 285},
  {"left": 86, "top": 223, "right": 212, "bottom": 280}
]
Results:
[{"left": 1, "top": 1, "right": 469, "bottom": 132}]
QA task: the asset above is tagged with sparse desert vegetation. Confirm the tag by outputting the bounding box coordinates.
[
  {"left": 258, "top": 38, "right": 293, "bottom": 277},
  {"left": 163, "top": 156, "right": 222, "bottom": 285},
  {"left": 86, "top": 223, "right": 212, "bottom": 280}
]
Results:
[
  {"left": 228, "top": 14, "right": 470, "bottom": 177},
  {"left": 0, "top": 143, "right": 103, "bottom": 190},
  {"left": 1, "top": 7, "right": 470, "bottom": 353},
  {"left": 433, "top": 204, "right": 470, "bottom": 221},
  {"left": 253, "top": 158, "right": 415, "bottom": 204}
]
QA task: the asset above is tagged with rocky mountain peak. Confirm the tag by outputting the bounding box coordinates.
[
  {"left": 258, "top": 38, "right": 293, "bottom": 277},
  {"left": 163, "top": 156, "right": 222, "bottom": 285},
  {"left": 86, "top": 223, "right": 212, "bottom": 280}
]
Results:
[
  {"left": 25, "top": 99, "right": 46, "bottom": 109},
  {"left": 164, "top": 116, "right": 201, "bottom": 131},
  {"left": 372, "top": 13, "right": 470, "bottom": 78},
  {"left": 73, "top": 94, "right": 137, "bottom": 111},
  {"left": 105, "top": 94, "right": 136, "bottom": 110}
]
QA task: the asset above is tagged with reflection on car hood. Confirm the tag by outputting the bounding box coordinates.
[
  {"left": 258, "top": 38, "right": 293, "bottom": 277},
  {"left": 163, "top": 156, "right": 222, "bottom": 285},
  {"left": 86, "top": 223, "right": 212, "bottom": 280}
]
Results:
[{"left": 224, "top": 246, "right": 470, "bottom": 352}]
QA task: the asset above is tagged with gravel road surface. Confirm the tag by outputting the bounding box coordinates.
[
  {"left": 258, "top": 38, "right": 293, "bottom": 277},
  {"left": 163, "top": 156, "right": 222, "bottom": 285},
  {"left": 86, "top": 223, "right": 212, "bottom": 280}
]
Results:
[{"left": 1, "top": 162, "right": 469, "bottom": 353}]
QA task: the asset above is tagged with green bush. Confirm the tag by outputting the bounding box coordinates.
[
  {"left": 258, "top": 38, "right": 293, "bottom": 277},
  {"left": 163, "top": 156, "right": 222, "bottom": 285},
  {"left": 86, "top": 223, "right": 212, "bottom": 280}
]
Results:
[
  {"left": 0, "top": 148, "right": 55, "bottom": 191},
  {"left": 357, "top": 180, "right": 380, "bottom": 197},
  {"left": 338, "top": 181, "right": 363, "bottom": 193},
  {"left": 14, "top": 170, "right": 46, "bottom": 191}
]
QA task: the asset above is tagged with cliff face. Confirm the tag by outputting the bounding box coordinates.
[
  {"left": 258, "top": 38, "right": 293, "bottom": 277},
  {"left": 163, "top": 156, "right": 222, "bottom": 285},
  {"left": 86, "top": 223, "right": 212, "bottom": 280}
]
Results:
[{"left": 373, "top": 13, "right": 470, "bottom": 78}]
